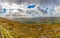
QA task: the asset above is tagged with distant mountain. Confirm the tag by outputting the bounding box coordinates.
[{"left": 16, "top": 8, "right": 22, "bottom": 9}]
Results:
[{"left": 8, "top": 17, "right": 60, "bottom": 24}]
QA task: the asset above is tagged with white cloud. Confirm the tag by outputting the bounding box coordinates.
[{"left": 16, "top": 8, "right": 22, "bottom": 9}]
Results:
[{"left": 0, "top": 1, "right": 60, "bottom": 19}]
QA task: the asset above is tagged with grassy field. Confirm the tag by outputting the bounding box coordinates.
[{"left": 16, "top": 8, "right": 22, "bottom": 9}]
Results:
[{"left": 0, "top": 18, "right": 60, "bottom": 38}]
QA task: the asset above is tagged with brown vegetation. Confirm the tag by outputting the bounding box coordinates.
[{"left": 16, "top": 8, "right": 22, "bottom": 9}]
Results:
[{"left": 0, "top": 18, "right": 60, "bottom": 38}]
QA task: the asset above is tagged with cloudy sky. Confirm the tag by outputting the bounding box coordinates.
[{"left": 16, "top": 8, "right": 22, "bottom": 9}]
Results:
[
  {"left": 0, "top": 0, "right": 59, "bottom": 5},
  {"left": 0, "top": 0, "right": 60, "bottom": 18}
]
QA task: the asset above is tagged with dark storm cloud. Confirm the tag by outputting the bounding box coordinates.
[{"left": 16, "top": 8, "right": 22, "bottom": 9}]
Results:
[
  {"left": 40, "top": 0, "right": 60, "bottom": 5},
  {"left": 0, "top": 0, "right": 28, "bottom": 4},
  {"left": 11, "top": 0, "right": 60, "bottom": 5},
  {"left": 8, "top": 0, "right": 28, "bottom": 4},
  {"left": 0, "top": 0, "right": 60, "bottom": 5}
]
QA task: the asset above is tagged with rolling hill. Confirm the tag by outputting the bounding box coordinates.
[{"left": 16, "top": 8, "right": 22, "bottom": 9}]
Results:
[{"left": 0, "top": 17, "right": 60, "bottom": 38}]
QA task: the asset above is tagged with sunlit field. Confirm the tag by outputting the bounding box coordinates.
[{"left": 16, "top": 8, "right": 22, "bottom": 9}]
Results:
[{"left": 0, "top": 18, "right": 60, "bottom": 38}]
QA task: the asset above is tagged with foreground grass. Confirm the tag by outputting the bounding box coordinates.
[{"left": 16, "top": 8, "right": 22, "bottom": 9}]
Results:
[
  {"left": 0, "top": 18, "right": 60, "bottom": 38},
  {"left": 0, "top": 25, "right": 14, "bottom": 38}
]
